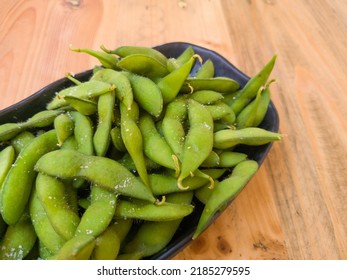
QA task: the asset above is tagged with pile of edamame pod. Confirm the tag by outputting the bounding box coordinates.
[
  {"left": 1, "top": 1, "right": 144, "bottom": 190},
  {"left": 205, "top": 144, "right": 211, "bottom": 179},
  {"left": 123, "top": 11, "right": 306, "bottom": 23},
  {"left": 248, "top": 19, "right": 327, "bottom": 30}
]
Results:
[{"left": 0, "top": 44, "right": 281, "bottom": 260}]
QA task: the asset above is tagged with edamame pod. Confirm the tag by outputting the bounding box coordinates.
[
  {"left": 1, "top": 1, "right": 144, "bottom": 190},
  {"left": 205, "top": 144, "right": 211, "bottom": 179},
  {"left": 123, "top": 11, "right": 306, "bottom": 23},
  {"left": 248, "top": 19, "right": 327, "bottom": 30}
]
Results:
[
  {"left": 0, "top": 146, "right": 15, "bottom": 190},
  {"left": 138, "top": 113, "right": 178, "bottom": 171},
  {"left": 110, "top": 126, "right": 127, "bottom": 152},
  {"left": 177, "top": 99, "right": 214, "bottom": 189},
  {"left": 35, "top": 173, "right": 80, "bottom": 240},
  {"left": 204, "top": 101, "right": 236, "bottom": 123},
  {"left": 10, "top": 131, "right": 35, "bottom": 154},
  {"left": 218, "top": 151, "right": 248, "bottom": 167},
  {"left": 0, "top": 110, "right": 62, "bottom": 142},
  {"left": 47, "top": 80, "right": 114, "bottom": 110},
  {"left": 75, "top": 185, "right": 117, "bottom": 237},
  {"left": 122, "top": 191, "right": 194, "bottom": 258},
  {"left": 213, "top": 127, "right": 282, "bottom": 149},
  {"left": 69, "top": 111, "right": 94, "bottom": 156},
  {"left": 54, "top": 113, "right": 74, "bottom": 146},
  {"left": 71, "top": 47, "right": 119, "bottom": 70},
  {"left": 114, "top": 199, "right": 194, "bottom": 221},
  {"left": 51, "top": 235, "right": 96, "bottom": 260},
  {"left": 161, "top": 97, "right": 187, "bottom": 159},
  {"left": 0, "top": 130, "right": 59, "bottom": 225},
  {"left": 195, "top": 58, "right": 215, "bottom": 79},
  {"left": 120, "top": 102, "right": 150, "bottom": 187},
  {"left": 91, "top": 68, "right": 133, "bottom": 110},
  {"left": 91, "top": 218, "right": 132, "bottom": 260},
  {"left": 63, "top": 96, "right": 98, "bottom": 115},
  {"left": 124, "top": 72, "right": 163, "bottom": 118},
  {"left": 108, "top": 45, "right": 168, "bottom": 65},
  {"left": 29, "top": 189, "right": 66, "bottom": 254},
  {"left": 190, "top": 90, "right": 224, "bottom": 105},
  {"left": 93, "top": 91, "right": 116, "bottom": 156},
  {"left": 236, "top": 80, "right": 273, "bottom": 128},
  {"left": 0, "top": 211, "right": 37, "bottom": 259},
  {"left": 157, "top": 55, "right": 197, "bottom": 103},
  {"left": 34, "top": 149, "right": 156, "bottom": 203},
  {"left": 230, "top": 55, "right": 276, "bottom": 115},
  {"left": 181, "top": 77, "right": 240, "bottom": 93},
  {"left": 193, "top": 160, "right": 258, "bottom": 239},
  {"left": 117, "top": 54, "right": 169, "bottom": 80},
  {"left": 149, "top": 168, "right": 226, "bottom": 196},
  {"left": 167, "top": 46, "right": 195, "bottom": 72}
]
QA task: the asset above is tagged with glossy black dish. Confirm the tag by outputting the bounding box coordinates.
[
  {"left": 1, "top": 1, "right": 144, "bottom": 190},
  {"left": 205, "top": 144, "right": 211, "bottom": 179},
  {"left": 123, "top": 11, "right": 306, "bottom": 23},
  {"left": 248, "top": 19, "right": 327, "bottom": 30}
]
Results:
[{"left": 0, "top": 42, "right": 279, "bottom": 260}]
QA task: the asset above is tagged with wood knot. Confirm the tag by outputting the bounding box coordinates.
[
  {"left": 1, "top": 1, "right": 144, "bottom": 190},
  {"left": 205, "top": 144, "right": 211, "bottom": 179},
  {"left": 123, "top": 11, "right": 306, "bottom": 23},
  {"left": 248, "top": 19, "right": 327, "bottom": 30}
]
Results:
[{"left": 217, "top": 235, "right": 232, "bottom": 255}]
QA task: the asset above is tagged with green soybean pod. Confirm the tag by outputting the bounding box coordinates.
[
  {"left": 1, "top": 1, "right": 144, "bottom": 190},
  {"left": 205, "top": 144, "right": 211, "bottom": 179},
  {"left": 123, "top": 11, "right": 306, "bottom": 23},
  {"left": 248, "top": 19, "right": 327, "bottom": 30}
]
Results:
[
  {"left": 166, "top": 46, "right": 195, "bottom": 72},
  {"left": 138, "top": 113, "right": 178, "bottom": 171},
  {"left": 193, "top": 160, "right": 258, "bottom": 239},
  {"left": 0, "top": 110, "right": 62, "bottom": 142},
  {"left": 181, "top": 77, "right": 240, "bottom": 93},
  {"left": 70, "top": 110, "right": 94, "bottom": 189},
  {"left": 74, "top": 185, "right": 117, "bottom": 237},
  {"left": 0, "top": 146, "right": 15, "bottom": 190},
  {"left": 63, "top": 96, "right": 98, "bottom": 115},
  {"left": 38, "top": 241, "right": 54, "bottom": 260},
  {"left": 110, "top": 126, "right": 127, "bottom": 152},
  {"left": 157, "top": 55, "right": 197, "bottom": 104},
  {"left": 200, "top": 150, "right": 220, "bottom": 167},
  {"left": 71, "top": 47, "right": 119, "bottom": 70},
  {"left": 230, "top": 55, "right": 277, "bottom": 115},
  {"left": 190, "top": 90, "right": 224, "bottom": 105},
  {"left": 0, "top": 123, "right": 24, "bottom": 142},
  {"left": 60, "top": 135, "right": 78, "bottom": 151},
  {"left": 194, "top": 181, "right": 215, "bottom": 205},
  {"left": 10, "top": 131, "right": 35, "bottom": 154},
  {"left": 0, "top": 211, "right": 37, "bottom": 260},
  {"left": 195, "top": 58, "right": 215, "bottom": 79},
  {"left": 236, "top": 80, "right": 273, "bottom": 129},
  {"left": 26, "top": 109, "right": 64, "bottom": 128},
  {"left": 161, "top": 97, "right": 187, "bottom": 160},
  {"left": 51, "top": 235, "right": 96, "bottom": 260},
  {"left": 47, "top": 80, "right": 113, "bottom": 110},
  {"left": 149, "top": 168, "right": 226, "bottom": 196},
  {"left": 218, "top": 151, "right": 248, "bottom": 167},
  {"left": 35, "top": 149, "right": 156, "bottom": 203},
  {"left": 118, "top": 152, "right": 161, "bottom": 173},
  {"left": 122, "top": 191, "right": 194, "bottom": 258},
  {"left": 93, "top": 91, "right": 116, "bottom": 156},
  {"left": 213, "top": 127, "right": 282, "bottom": 149},
  {"left": 108, "top": 45, "right": 168, "bottom": 65},
  {"left": 120, "top": 102, "right": 150, "bottom": 187},
  {"left": 91, "top": 218, "right": 132, "bottom": 260},
  {"left": 91, "top": 224, "right": 121, "bottom": 260},
  {"left": 177, "top": 99, "right": 214, "bottom": 189},
  {"left": 35, "top": 173, "right": 80, "bottom": 240},
  {"left": 0, "top": 130, "right": 58, "bottom": 225},
  {"left": 29, "top": 189, "right": 66, "bottom": 254},
  {"left": 124, "top": 72, "right": 163, "bottom": 118},
  {"left": 69, "top": 111, "right": 94, "bottom": 156},
  {"left": 117, "top": 54, "right": 169, "bottom": 81},
  {"left": 91, "top": 68, "right": 134, "bottom": 110},
  {"left": 114, "top": 199, "right": 194, "bottom": 222},
  {"left": 204, "top": 101, "right": 235, "bottom": 124},
  {"left": 54, "top": 113, "right": 74, "bottom": 147}
]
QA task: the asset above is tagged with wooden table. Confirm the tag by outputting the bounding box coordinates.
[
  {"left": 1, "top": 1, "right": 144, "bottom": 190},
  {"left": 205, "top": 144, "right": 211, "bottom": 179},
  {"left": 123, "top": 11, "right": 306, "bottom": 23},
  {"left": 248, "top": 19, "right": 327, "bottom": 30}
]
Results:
[{"left": 0, "top": 0, "right": 346, "bottom": 260}]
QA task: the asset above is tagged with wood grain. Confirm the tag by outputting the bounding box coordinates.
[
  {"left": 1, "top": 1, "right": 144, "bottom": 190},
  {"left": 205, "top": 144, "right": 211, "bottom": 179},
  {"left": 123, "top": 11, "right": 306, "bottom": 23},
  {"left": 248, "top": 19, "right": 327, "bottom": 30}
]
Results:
[{"left": 0, "top": 0, "right": 346, "bottom": 260}]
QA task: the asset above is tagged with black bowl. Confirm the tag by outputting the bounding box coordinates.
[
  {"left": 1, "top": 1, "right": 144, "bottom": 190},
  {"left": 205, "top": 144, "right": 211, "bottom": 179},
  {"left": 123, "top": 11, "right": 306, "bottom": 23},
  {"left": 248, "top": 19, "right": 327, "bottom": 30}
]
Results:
[{"left": 0, "top": 42, "right": 279, "bottom": 259}]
